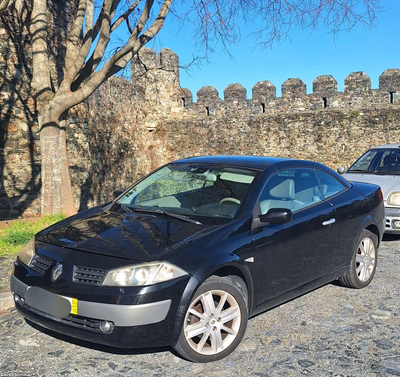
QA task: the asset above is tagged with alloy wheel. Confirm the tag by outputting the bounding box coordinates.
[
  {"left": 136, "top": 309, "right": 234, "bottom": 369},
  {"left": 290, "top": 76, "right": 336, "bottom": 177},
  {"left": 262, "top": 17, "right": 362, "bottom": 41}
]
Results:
[
  {"left": 184, "top": 289, "right": 242, "bottom": 355},
  {"left": 356, "top": 236, "right": 376, "bottom": 282}
]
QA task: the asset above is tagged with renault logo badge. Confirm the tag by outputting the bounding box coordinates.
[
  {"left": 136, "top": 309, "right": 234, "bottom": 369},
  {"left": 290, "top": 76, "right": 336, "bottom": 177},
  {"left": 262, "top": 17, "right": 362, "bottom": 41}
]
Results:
[{"left": 51, "top": 263, "right": 63, "bottom": 282}]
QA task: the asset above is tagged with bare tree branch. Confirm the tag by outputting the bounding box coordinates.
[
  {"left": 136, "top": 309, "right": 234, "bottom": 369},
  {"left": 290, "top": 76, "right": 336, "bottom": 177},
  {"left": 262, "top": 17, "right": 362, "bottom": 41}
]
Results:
[
  {"left": 64, "top": 0, "right": 87, "bottom": 80},
  {"left": 111, "top": 0, "right": 141, "bottom": 32},
  {"left": 170, "top": 0, "right": 383, "bottom": 54},
  {"left": 70, "top": 0, "right": 121, "bottom": 88}
]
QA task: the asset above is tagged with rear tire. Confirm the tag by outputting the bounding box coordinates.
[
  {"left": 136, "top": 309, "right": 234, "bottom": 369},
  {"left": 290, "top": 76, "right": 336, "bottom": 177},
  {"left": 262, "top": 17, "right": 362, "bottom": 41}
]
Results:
[
  {"left": 339, "top": 229, "right": 378, "bottom": 289},
  {"left": 173, "top": 275, "right": 248, "bottom": 363}
]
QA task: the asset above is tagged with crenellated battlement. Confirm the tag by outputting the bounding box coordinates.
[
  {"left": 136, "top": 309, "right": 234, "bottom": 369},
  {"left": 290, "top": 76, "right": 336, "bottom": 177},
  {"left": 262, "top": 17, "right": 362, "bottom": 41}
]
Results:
[
  {"left": 131, "top": 47, "right": 180, "bottom": 107},
  {"left": 184, "top": 69, "right": 400, "bottom": 114},
  {"left": 130, "top": 47, "right": 400, "bottom": 116}
]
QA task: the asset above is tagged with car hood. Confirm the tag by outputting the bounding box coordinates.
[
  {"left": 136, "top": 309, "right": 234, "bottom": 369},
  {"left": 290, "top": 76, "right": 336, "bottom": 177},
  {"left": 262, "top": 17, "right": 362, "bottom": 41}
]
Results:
[
  {"left": 36, "top": 210, "right": 214, "bottom": 262},
  {"left": 343, "top": 172, "right": 400, "bottom": 200}
]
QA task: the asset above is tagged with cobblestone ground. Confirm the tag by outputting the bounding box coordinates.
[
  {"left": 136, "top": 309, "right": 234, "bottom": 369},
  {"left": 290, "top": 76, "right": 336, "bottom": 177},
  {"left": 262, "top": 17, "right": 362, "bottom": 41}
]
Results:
[{"left": 0, "top": 237, "right": 399, "bottom": 377}]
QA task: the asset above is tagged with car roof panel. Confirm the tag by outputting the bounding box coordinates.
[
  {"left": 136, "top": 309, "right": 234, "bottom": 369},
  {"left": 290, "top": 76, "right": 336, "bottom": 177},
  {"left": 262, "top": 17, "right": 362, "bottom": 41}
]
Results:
[{"left": 171, "top": 155, "right": 288, "bottom": 171}]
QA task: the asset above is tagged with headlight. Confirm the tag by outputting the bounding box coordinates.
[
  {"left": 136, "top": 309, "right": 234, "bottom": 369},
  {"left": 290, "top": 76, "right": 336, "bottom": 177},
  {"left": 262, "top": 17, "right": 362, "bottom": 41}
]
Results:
[
  {"left": 102, "top": 262, "right": 188, "bottom": 286},
  {"left": 19, "top": 238, "right": 36, "bottom": 266},
  {"left": 387, "top": 192, "right": 400, "bottom": 206}
]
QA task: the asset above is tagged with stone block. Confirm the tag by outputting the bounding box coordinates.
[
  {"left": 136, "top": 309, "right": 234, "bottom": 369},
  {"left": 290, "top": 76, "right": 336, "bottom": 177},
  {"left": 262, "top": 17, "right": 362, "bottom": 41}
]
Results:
[
  {"left": 1, "top": 124, "right": 17, "bottom": 132},
  {"left": 224, "top": 83, "right": 247, "bottom": 102},
  {"left": 282, "top": 79, "right": 306, "bottom": 98},
  {"left": 159, "top": 48, "right": 179, "bottom": 75},
  {"left": 345, "top": 72, "right": 371, "bottom": 93},
  {"left": 131, "top": 47, "right": 157, "bottom": 79},
  {"left": 252, "top": 81, "right": 276, "bottom": 102},
  {"left": 18, "top": 122, "right": 29, "bottom": 132},
  {"left": 197, "top": 86, "right": 219, "bottom": 106},
  {"left": 313, "top": 75, "right": 338, "bottom": 97},
  {"left": 180, "top": 88, "right": 193, "bottom": 108},
  {"left": 379, "top": 68, "right": 400, "bottom": 92}
]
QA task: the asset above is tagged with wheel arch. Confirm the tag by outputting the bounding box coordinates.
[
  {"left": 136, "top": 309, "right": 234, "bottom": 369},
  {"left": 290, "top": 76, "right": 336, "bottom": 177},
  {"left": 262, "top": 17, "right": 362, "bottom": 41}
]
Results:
[
  {"left": 170, "top": 261, "right": 254, "bottom": 346},
  {"left": 365, "top": 223, "right": 381, "bottom": 246},
  {"left": 353, "top": 214, "right": 382, "bottom": 249},
  {"left": 209, "top": 265, "right": 252, "bottom": 312}
]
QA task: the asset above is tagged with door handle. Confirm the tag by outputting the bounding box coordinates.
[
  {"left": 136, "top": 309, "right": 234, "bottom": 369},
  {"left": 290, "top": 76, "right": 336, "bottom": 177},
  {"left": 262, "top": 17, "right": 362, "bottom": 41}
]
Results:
[{"left": 322, "top": 218, "right": 336, "bottom": 226}]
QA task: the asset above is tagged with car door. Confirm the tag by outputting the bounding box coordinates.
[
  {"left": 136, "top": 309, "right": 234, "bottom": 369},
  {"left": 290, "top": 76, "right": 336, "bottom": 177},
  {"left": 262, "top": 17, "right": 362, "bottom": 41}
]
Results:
[
  {"left": 251, "top": 168, "right": 338, "bottom": 307},
  {"left": 315, "top": 169, "right": 356, "bottom": 267}
]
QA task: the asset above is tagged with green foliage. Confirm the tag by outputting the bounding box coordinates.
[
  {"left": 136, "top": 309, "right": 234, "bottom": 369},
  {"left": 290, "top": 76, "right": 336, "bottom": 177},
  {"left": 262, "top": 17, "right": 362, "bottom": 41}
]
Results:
[{"left": 0, "top": 214, "right": 65, "bottom": 258}]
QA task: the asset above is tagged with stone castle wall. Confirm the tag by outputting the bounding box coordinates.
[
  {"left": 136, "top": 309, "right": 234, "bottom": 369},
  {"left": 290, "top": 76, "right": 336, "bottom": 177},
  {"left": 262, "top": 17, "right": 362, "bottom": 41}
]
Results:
[
  {"left": 1, "top": 43, "right": 400, "bottom": 218},
  {"left": 128, "top": 47, "right": 400, "bottom": 168}
]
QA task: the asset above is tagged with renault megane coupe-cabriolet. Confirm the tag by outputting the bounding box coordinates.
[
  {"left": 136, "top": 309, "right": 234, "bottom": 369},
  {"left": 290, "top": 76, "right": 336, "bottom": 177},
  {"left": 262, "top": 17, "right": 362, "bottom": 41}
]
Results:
[{"left": 11, "top": 156, "right": 385, "bottom": 362}]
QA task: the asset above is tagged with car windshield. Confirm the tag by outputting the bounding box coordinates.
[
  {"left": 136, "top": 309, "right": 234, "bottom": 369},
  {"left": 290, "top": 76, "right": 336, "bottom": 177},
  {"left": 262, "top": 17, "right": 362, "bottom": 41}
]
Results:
[
  {"left": 348, "top": 149, "right": 400, "bottom": 175},
  {"left": 114, "top": 164, "right": 258, "bottom": 223}
]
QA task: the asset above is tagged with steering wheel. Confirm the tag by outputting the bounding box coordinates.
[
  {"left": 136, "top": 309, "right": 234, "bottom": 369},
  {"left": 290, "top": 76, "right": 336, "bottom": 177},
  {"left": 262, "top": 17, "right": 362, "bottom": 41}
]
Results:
[{"left": 219, "top": 197, "right": 241, "bottom": 205}]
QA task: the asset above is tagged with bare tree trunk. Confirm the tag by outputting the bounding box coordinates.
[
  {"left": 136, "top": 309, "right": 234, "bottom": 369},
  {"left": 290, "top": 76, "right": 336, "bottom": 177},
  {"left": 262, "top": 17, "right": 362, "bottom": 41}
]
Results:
[
  {"left": 30, "top": 0, "right": 76, "bottom": 217},
  {"left": 39, "top": 110, "right": 76, "bottom": 216}
]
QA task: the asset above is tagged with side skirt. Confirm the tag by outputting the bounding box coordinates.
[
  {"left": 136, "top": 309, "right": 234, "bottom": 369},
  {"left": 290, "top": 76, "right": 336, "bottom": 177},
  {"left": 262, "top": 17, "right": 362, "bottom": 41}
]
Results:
[{"left": 250, "top": 267, "right": 347, "bottom": 318}]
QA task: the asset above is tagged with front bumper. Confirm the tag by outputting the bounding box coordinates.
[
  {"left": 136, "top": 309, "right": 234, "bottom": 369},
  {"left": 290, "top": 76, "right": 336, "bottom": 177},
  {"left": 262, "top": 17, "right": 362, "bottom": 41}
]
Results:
[
  {"left": 10, "top": 274, "right": 171, "bottom": 327},
  {"left": 10, "top": 270, "right": 196, "bottom": 348},
  {"left": 384, "top": 207, "right": 400, "bottom": 234}
]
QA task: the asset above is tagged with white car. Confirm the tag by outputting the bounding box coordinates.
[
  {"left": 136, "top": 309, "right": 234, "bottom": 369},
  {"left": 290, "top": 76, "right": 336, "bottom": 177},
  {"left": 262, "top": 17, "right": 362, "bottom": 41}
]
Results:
[{"left": 338, "top": 143, "right": 400, "bottom": 234}]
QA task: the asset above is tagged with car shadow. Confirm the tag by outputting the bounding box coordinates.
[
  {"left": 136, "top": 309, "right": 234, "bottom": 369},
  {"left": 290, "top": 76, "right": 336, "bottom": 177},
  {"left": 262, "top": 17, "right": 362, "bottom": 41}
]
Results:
[{"left": 25, "top": 319, "right": 171, "bottom": 356}]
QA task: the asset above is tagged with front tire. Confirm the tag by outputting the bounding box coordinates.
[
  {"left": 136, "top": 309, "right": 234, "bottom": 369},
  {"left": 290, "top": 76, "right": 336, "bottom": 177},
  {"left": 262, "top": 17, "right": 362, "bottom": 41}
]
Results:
[
  {"left": 173, "top": 275, "right": 248, "bottom": 363},
  {"left": 339, "top": 229, "right": 378, "bottom": 289}
]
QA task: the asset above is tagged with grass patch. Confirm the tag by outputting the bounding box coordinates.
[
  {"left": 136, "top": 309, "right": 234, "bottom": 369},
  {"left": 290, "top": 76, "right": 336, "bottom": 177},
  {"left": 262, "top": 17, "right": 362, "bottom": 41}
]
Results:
[{"left": 0, "top": 214, "right": 65, "bottom": 258}]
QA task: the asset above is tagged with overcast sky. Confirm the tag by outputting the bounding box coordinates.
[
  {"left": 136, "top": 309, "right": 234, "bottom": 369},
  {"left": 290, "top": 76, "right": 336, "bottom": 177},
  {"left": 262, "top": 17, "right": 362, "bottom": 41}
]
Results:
[{"left": 149, "top": 1, "right": 400, "bottom": 100}]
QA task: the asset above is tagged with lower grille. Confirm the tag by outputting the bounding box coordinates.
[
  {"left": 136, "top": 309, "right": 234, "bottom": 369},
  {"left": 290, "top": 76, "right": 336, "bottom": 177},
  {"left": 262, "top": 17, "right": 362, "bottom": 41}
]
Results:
[
  {"left": 64, "top": 314, "right": 114, "bottom": 333},
  {"left": 15, "top": 295, "right": 114, "bottom": 334}
]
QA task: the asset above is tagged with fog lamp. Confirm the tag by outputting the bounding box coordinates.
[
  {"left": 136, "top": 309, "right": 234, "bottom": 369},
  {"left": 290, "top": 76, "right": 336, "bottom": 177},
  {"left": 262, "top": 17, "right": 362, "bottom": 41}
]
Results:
[
  {"left": 392, "top": 220, "right": 400, "bottom": 229},
  {"left": 99, "top": 320, "right": 113, "bottom": 333}
]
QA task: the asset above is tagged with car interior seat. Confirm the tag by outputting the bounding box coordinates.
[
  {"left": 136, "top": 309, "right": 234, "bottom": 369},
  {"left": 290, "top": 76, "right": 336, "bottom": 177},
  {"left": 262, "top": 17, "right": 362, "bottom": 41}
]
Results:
[{"left": 260, "top": 179, "right": 297, "bottom": 213}]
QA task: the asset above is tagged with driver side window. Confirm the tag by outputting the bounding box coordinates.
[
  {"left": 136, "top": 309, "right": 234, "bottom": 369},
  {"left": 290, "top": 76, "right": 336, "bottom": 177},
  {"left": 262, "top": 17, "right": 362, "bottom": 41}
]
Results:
[{"left": 259, "top": 168, "right": 322, "bottom": 214}]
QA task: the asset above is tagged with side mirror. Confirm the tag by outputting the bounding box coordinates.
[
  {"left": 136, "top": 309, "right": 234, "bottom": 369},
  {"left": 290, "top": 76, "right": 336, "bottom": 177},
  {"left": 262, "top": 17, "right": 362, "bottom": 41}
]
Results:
[
  {"left": 114, "top": 189, "right": 124, "bottom": 198},
  {"left": 337, "top": 167, "right": 346, "bottom": 174},
  {"left": 259, "top": 208, "right": 293, "bottom": 225}
]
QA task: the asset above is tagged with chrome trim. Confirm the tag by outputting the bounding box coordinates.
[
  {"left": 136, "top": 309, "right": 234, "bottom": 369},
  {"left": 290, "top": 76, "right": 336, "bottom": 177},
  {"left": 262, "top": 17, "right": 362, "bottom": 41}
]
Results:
[
  {"left": 10, "top": 275, "right": 171, "bottom": 327},
  {"left": 51, "top": 263, "right": 63, "bottom": 282},
  {"left": 385, "top": 215, "right": 400, "bottom": 233}
]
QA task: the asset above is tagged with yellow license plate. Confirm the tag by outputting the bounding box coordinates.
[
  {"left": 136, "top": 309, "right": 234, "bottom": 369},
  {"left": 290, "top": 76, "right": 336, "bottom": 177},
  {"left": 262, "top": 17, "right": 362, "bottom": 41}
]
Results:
[{"left": 71, "top": 298, "right": 78, "bottom": 315}]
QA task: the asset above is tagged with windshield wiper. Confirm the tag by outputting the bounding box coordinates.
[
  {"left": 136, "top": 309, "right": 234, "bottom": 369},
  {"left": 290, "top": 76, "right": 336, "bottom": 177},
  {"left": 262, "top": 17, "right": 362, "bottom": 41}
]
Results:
[
  {"left": 115, "top": 202, "right": 133, "bottom": 213},
  {"left": 133, "top": 207, "right": 203, "bottom": 225}
]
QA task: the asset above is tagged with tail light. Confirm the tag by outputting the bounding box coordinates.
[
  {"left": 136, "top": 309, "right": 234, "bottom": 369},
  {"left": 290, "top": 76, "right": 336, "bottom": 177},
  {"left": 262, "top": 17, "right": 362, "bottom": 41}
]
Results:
[{"left": 378, "top": 188, "right": 383, "bottom": 202}]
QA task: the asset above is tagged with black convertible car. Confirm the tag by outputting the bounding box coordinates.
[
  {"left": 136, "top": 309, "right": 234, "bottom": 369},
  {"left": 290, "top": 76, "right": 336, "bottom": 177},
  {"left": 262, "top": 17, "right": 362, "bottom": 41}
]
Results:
[{"left": 11, "top": 156, "right": 385, "bottom": 362}]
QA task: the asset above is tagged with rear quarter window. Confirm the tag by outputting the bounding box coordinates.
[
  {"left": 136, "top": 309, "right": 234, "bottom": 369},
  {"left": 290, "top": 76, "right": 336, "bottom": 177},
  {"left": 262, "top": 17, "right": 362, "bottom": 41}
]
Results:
[{"left": 317, "top": 170, "right": 346, "bottom": 199}]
